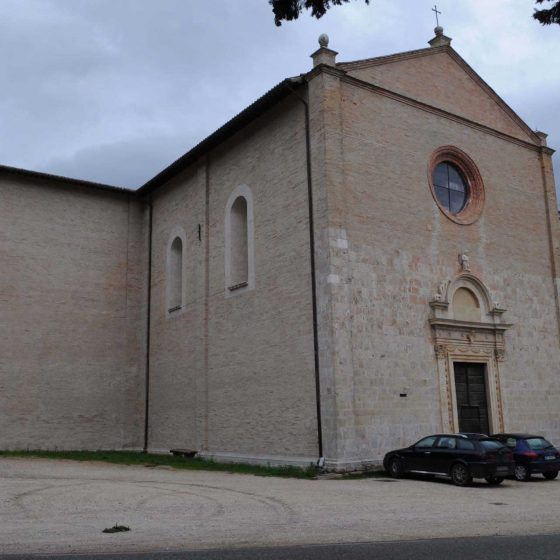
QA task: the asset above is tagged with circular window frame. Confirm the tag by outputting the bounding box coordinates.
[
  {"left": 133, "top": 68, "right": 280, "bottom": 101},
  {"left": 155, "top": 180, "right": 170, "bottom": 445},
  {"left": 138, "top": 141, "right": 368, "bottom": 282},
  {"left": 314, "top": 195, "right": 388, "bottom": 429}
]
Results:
[{"left": 428, "top": 146, "right": 484, "bottom": 225}]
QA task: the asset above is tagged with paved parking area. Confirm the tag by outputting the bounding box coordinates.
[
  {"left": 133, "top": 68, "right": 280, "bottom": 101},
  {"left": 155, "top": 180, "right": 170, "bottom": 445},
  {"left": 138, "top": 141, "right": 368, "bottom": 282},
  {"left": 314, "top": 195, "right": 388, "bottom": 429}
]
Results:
[{"left": 1, "top": 458, "right": 559, "bottom": 555}]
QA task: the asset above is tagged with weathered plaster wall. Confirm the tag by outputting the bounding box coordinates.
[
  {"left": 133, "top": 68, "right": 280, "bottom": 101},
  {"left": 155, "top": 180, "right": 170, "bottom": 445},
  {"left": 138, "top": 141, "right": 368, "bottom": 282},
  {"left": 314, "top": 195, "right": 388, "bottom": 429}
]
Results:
[
  {"left": 0, "top": 176, "right": 146, "bottom": 450},
  {"left": 315, "top": 66, "right": 560, "bottom": 468},
  {"left": 147, "top": 97, "right": 319, "bottom": 463}
]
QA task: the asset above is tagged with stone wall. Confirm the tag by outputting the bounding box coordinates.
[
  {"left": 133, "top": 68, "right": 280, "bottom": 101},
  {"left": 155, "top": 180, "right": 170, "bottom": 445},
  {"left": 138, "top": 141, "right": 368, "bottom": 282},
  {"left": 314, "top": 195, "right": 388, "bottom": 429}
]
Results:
[
  {"left": 0, "top": 174, "right": 147, "bottom": 450},
  {"left": 314, "top": 62, "right": 560, "bottom": 469},
  {"left": 147, "top": 97, "right": 319, "bottom": 464}
]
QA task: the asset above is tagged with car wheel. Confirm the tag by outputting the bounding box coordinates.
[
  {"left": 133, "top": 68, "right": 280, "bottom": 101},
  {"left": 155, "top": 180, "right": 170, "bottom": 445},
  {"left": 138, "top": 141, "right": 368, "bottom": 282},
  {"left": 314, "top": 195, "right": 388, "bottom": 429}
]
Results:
[
  {"left": 484, "top": 476, "right": 504, "bottom": 485},
  {"left": 514, "top": 464, "right": 530, "bottom": 482},
  {"left": 451, "top": 463, "right": 472, "bottom": 486},
  {"left": 543, "top": 471, "right": 558, "bottom": 480},
  {"left": 388, "top": 457, "right": 404, "bottom": 478}
]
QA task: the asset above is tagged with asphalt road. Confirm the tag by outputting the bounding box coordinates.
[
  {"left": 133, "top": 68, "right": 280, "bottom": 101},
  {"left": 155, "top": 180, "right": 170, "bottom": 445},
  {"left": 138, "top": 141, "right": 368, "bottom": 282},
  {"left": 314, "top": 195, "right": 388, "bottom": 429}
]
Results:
[{"left": 4, "top": 534, "right": 560, "bottom": 560}]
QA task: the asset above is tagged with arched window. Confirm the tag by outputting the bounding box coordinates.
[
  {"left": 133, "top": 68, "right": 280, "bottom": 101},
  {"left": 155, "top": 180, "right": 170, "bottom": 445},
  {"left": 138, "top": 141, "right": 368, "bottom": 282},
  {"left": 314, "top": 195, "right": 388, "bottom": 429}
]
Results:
[
  {"left": 230, "top": 196, "right": 248, "bottom": 286},
  {"left": 225, "top": 184, "right": 254, "bottom": 295},
  {"left": 168, "top": 236, "right": 183, "bottom": 313}
]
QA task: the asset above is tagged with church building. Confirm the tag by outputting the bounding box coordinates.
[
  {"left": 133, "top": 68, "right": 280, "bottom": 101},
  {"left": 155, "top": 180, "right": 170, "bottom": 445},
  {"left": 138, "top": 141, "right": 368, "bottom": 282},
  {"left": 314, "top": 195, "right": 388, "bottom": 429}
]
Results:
[{"left": 2, "top": 28, "right": 559, "bottom": 471}]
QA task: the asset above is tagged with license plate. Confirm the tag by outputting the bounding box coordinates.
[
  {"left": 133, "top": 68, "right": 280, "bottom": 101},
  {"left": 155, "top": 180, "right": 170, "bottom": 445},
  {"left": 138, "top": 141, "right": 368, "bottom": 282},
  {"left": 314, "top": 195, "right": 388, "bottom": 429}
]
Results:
[{"left": 545, "top": 455, "right": 555, "bottom": 460}]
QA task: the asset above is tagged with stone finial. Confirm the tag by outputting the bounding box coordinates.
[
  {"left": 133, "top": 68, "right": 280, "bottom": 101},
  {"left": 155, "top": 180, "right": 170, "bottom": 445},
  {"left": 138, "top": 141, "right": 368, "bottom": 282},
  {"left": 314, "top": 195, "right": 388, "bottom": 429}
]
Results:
[
  {"left": 535, "top": 130, "right": 548, "bottom": 147},
  {"left": 428, "top": 26, "right": 452, "bottom": 47},
  {"left": 310, "top": 34, "right": 338, "bottom": 68}
]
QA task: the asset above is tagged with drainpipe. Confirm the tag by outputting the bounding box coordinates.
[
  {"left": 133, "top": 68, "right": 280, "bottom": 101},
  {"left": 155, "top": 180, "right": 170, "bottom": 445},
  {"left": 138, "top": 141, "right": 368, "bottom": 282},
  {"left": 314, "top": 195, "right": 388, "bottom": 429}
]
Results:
[
  {"left": 284, "top": 78, "right": 324, "bottom": 464},
  {"left": 142, "top": 197, "right": 153, "bottom": 453},
  {"left": 536, "top": 132, "right": 560, "bottom": 346}
]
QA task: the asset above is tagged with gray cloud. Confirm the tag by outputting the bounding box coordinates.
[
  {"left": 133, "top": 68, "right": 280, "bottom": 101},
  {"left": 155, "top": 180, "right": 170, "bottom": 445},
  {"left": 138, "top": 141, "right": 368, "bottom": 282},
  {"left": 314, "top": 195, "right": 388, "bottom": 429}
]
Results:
[
  {"left": 0, "top": 0, "right": 558, "bottom": 197},
  {"left": 43, "top": 133, "right": 197, "bottom": 188}
]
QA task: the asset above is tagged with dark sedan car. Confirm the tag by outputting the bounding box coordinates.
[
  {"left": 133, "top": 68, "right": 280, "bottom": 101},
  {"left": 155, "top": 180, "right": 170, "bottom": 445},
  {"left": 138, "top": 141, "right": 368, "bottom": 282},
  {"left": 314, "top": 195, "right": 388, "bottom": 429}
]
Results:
[
  {"left": 383, "top": 434, "right": 514, "bottom": 486},
  {"left": 492, "top": 433, "right": 560, "bottom": 481}
]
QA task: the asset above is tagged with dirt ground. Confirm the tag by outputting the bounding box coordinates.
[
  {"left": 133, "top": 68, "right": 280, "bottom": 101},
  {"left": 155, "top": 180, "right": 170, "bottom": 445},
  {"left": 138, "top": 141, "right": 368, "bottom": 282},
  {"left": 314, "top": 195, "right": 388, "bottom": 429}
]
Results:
[{"left": 1, "top": 457, "right": 559, "bottom": 555}]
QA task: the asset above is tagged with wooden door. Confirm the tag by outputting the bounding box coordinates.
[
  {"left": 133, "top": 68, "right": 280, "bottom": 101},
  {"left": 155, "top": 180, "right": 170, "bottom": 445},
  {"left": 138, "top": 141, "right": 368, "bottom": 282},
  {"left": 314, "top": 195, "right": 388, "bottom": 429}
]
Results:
[{"left": 453, "top": 363, "right": 490, "bottom": 435}]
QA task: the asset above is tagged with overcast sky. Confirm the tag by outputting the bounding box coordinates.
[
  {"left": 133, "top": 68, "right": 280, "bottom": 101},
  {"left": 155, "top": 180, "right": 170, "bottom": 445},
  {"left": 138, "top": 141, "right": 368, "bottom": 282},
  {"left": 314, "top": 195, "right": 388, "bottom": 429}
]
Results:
[{"left": 0, "top": 0, "right": 558, "bottom": 195}]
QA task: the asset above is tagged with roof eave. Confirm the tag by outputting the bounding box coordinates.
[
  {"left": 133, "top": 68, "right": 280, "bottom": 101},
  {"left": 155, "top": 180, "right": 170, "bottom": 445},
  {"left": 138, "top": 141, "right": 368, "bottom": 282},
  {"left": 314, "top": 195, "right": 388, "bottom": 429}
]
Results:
[
  {"left": 137, "top": 77, "right": 305, "bottom": 196},
  {"left": 0, "top": 164, "right": 130, "bottom": 194}
]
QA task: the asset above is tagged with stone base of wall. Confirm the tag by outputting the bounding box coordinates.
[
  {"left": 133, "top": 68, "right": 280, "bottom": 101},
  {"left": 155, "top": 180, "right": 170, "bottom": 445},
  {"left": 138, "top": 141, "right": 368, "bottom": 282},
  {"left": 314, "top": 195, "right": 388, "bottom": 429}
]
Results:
[
  {"left": 148, "top": 448, "right": 386, "bottom": 472},
  {"left": 323, "top": 458, "right": 384, "bottom": 473},
  {"left": 199, "top": 451, "right": 320, "bottom": 469},
  {"left": 146, "top": 448, "right": 319, "bottom": 469}
]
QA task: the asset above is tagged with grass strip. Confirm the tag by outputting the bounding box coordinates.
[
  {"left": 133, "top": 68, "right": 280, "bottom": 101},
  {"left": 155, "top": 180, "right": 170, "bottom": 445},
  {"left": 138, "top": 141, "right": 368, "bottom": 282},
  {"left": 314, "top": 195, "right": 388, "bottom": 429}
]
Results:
[{"left": 0, "top": 450, "right": 317, "bottom": 479}]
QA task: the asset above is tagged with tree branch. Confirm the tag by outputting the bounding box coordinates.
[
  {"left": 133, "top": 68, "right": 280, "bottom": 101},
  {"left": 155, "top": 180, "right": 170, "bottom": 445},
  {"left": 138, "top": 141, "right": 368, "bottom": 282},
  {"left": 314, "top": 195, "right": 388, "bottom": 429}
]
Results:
[
  {"left": 270, "top": 0, "right": 370, "bottom": 26},
  {"left": 533, "top": 0, "right": 560, "bottom": 25}
]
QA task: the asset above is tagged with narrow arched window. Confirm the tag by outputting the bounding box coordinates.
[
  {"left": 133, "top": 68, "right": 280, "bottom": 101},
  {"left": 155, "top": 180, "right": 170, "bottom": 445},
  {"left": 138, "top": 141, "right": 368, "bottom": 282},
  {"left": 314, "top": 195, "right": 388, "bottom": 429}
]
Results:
[
  {"left": 230, "top": 196, "right": 248, "bottom": 287},
  {"left": 168, "top": 236, "right": 183, "bottom": 312},
  {"left": 225, "top": 185, "right": 254, "bottom": 295}
]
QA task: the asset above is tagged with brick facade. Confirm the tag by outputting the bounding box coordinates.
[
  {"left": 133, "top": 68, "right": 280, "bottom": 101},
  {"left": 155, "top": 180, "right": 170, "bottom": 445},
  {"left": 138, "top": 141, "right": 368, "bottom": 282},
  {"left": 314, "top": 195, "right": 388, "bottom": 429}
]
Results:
[{"left": 0, "top": 174, "right": 147, "bottom": 450}]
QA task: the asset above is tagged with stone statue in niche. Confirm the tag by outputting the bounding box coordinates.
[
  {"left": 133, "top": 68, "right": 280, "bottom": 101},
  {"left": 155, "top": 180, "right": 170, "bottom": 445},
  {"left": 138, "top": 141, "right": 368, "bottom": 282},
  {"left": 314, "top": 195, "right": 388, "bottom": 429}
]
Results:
[
  {"left": 434, "top": 279, "right": 450, "bottom": 302},
  {"left": 459, "top": 250, "right": 471, "bottom": 272}
]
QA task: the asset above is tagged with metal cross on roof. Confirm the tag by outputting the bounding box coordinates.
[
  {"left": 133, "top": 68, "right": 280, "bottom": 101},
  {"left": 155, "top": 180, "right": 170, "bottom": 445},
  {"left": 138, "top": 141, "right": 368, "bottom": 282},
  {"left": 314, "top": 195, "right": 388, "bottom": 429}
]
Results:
[{"left": 432, "top": 4, "right": 442, "bottom": 26}]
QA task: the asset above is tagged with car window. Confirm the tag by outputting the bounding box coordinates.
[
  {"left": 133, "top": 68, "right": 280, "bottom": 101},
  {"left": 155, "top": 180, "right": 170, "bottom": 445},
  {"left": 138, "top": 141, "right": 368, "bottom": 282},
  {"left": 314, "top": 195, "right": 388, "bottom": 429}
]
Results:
[
  {"left": 436, "top": 437, "right": 457, "bottom": 449},
  {"left": 526, "top": 437, "right": 553, "bottom": 450},
  {"left": 480, "top": 440, "right": 505, "bottom": 451},
  {"left": 457, "top": 438, "right": 475, "bottom": 450},
  {"left": 415, "top": 436, "right": 437, "bottom": 448}
]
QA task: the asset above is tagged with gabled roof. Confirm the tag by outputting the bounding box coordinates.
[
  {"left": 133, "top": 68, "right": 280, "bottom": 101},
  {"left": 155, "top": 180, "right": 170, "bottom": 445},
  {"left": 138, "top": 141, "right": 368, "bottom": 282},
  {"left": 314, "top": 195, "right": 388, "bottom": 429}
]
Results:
[
  {"left": 338, "top": 44, "right": 442, "bottom": 70},
  {"left": 2, "top": 43, "right": 549, "bottom": 197},
  {"left": 140, "top": 42, "right": 546, "bottom": 198},
  {"left": 0, "top": 163, "right": 129, "bottom": 194},
  {"left": 338, "top": 44, "right": 541, "bottom": 145}
]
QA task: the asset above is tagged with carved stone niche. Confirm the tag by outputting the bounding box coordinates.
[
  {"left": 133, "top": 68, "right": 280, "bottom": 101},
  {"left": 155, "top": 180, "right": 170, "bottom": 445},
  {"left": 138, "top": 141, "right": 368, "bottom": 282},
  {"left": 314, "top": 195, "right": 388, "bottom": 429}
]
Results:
[
  {"left": 429, "top": 273, "right": 511, "bottom": 354},
  {"left": 430, "top": 274, "right": 509, "bottom": 325}
]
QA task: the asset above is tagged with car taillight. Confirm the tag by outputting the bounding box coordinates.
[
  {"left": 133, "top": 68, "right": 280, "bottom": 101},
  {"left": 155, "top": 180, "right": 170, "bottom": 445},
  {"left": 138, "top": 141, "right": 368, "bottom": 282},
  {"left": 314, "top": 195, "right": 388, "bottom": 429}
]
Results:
[
  {"left": 522, "top": 451, "right": 538, "bottom": 459},
  {"left": 486, "top": 453, "right": 497, "bottom": 461}
]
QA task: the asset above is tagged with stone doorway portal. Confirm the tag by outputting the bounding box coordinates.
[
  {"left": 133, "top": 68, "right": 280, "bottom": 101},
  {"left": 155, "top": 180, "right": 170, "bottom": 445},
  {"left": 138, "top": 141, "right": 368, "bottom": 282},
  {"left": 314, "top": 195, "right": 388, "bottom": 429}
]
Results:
[
  {"left": 430, "top": 271, "right": 512, "bottom": 434},
  {"left": 453, "top": 362, "right": 490, "bottom": 435}
]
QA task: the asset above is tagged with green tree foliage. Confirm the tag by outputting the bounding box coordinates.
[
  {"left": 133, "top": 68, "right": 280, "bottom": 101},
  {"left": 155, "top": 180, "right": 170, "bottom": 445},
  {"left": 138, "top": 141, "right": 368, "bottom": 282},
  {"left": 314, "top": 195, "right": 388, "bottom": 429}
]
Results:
[
  {"left": 270, "top": 0, "right": 369, "bottom": 26},
  {"left": 534, "top": 0, "right": 560, "bottom": 25},
  {"left": 269, "top": 0, "right": 560, "bottom": 27}
]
